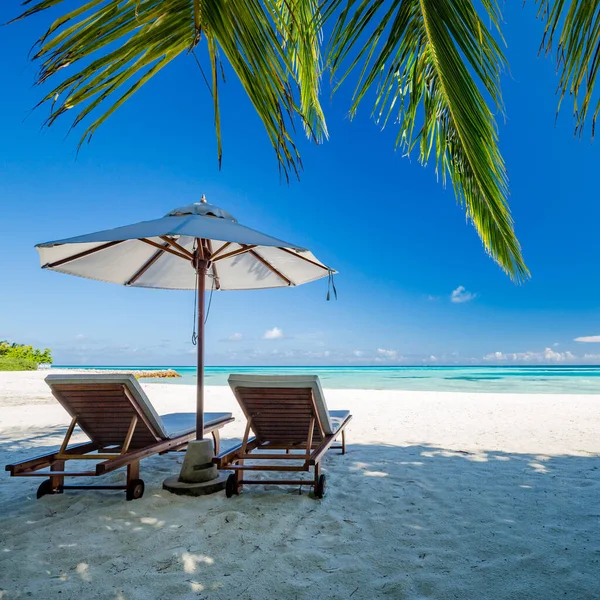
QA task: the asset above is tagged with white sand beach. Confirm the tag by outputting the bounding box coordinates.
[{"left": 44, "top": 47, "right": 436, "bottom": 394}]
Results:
[{"left": 1, "top": 371, "right": 599, "bottom": 599}]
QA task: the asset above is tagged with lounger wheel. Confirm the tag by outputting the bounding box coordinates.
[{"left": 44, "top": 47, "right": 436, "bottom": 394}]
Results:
[
  {"left": 126, "top": 479, "right": 145, "bottom": 501},
  {"left": 314, "top": 474, "right": 327, "bottom": 499},
  {"left": 225, "top": 474, "right": 240, "bottom": 498},
  {"left": 36, "top": 479, "right": 59, "bottom": 499}
]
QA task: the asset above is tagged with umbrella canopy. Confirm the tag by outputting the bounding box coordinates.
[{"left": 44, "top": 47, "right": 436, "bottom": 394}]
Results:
[
  {"left": 36, "top": 197, "right": 335, "bottom": 440},
  {"left": 37, "top": 200, "right": 330, "bottom": 291}
]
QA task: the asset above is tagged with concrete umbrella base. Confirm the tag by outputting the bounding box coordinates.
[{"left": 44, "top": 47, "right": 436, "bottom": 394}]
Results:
[{"left": 163, "top": 439, "right": 227, "bottom": 497}]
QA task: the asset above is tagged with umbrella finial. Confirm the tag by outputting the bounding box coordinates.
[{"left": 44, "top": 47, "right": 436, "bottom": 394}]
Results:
[{"left": 200, "top": 194, "right": 207, "bottom": 203}]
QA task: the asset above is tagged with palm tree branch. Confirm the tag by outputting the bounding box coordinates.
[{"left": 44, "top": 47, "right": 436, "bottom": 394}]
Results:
[
  {"left": 327, "top": 0, "right": 528, "bottom": 280},
  {"left": 11, "top": 0, "right": 328, "bottom": 179},
  {"left": 266, "top": 0, "right": 328, "bottom": 142},
  {"left": 536, "top": 0, "right": 600, "bottom": 136}
]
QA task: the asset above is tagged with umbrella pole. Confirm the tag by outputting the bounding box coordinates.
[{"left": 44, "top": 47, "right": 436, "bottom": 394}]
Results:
[
  {"left": 195, "top": 254, "right": 208, "bottom": 441},
  {"left": 163, "top": 248, "right": 227, "bottom": 495}
]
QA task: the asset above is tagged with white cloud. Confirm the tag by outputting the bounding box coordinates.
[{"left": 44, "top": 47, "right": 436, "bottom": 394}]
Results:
[
  {"left": 483, "top": 348, "right": 576, "bottom": 363},
  {"left": 263, "top": 327, "right": 284, "bottom": 340},
  {"left": 574, "top": 335, "right": 600, "bottom": 343},
  {"left": 228, "top": 332, "right": 243, "bottom": 342},
  {"left": 543, "top": 348, "right": 574, "bottom": 361},
  {"left": 429, "top": 355, "right": 438, "bottom": 362},
  {"left": 270, "top": 348, "right": 290, "bottom": 357},
  {"left": 450, "top": 286, "right": 477, "bottom": 304},
  {"left": 353, "top": 350, "right": 364, "bottom": 357},
  {"left": 377, "top": 348, "right": 398, "bottom": 359},
  {"left": 427, "top": 295, "right": 440, "bottom": 301}
]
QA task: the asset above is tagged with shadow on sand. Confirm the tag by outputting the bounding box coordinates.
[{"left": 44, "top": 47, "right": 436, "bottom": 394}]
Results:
[{"left": 1, "top": 426, "right": 599, "bottom": 599}]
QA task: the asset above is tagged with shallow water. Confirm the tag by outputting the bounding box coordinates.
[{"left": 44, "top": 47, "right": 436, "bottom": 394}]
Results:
[{"left": 55, "top": 365, "right": 600, "bottom": 394}]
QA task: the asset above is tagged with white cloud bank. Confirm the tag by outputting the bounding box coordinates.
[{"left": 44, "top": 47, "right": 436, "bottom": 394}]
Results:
[
  {"left": 574, "top": 335, "right": 600, "bottom": 343},
  {"left": 228, "top": 332, "right": 243, "bottom": 342},
  {"left": 263, "top": 327, "right": 284, "bottom": 340},
  {"left": 483, "top": 348, "right": 576, "bottom": 363},
  {"left": 450, "top": 286, "right": 477, "bottom": 304},
  {"left": 377, "top": 348, "right": 398, "bottom": 359}
]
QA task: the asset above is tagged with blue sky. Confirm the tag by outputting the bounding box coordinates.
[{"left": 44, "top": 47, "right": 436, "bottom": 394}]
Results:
[{"left": 2, "top": 3, "right": 600, "bottom": 366}]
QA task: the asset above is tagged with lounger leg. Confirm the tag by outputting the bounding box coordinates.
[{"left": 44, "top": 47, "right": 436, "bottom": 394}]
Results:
[
  {"left": 341, "top": 430, "right": 346, "bottom": 455},
  {"left": 211, "top": 430, "right": 220, "bottom": 455},
  {"left": 313, "top": 461, "right": 327, "bottom": 498},
  {"left": 234, "top": 421, "right": 252, "bottom": 493},
  {"left": 235, "top": 459, "right": 244, "bottom": 491},
  {"left": 124, "top": 460, "right": 145, "bottom": 501},
  {"left": 50, "top": 460, "right": 65, "bottom": 493},
  {"left": 127, "top": 460, "right": 140, "bottom": 485}
]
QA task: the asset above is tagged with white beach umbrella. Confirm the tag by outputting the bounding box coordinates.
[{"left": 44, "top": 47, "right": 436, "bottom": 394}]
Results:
[{"left": 36, "top": 196, "right": 335, "bottom": 439}]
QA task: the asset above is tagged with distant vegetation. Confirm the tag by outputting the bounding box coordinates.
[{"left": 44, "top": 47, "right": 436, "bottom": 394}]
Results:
[
  {"left": 0, "top": 357, "right": 38, "bottom": 371},
  {"left": 0, "top": 341, "right": 52, "bottom": 371}
]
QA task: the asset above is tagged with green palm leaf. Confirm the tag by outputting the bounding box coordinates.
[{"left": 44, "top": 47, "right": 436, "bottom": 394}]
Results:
[
  {"left": 11, "top": 0, "right": 531, "bottom": 280},
  {"left": 536, "top": 0, "right": 600, "bottom": 136},
  {"left": 11, "top": 0, "right": 327, "bottom": 179},
  {"left": 327, "top": 0, "right": 529, "bottom": 281}
]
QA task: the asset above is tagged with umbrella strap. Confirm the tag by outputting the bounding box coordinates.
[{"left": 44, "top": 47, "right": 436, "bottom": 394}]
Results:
[
  {"left": 326, "top": 269, "right": 338, "bottom": 301},
  {"left": 192, "top": 270, "right": 216, "bottom": 345},
  {"left": 205, "top": 276, "right": 215, "bottom": 325},
  {"left": 192, "top": 272, "right": 198, "bottom": 346},
  {"left": 192, "top": 239, "right": 199, "bottom": 345}
]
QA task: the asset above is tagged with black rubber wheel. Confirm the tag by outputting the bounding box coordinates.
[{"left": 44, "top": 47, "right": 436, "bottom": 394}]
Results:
[
  {"left": 36, "top": 479, "right": 54, "bottom": 499},
  {"left": 126, "top": 479, "right": 145, "bottom": 501},
  {"left": 314, "top": 474, "right": 327, "bottom": 499},
  {"left": 225, "top": 474, "right": 239, "bottom": 498}
]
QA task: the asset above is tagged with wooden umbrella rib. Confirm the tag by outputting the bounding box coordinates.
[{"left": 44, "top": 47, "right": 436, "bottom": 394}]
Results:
[
  {"left": 125, "top": 244, "right": 168, "bottom": 286},
  {"left": 249, "top": 250, "right": 292, "bottom": 286},
  {"left": 43, "top": 240, "right": 124, "bottom": 269},
  {"left": 197, "top": 237, "right": 206, "bottom": 260},
  {"left": 140, "top": 238, "right": 189, "bottom": 260},
  {"left": 209, "top": 241, "right": 231, "bottom": 260},
  {"left": 206, "top": 240, "right": 221, "bottom": 290},
  {"left": 202, "top": 239, "right": 212, "bottom": 260},
  {"left": 212, "top": 244, "right": 257, "bottom": 262},
  {"left": 278, "top": 247, "right": 330, "bottom": 271},
  {"left": 159, "top": 236, "right": 194, "bottom": 259}
]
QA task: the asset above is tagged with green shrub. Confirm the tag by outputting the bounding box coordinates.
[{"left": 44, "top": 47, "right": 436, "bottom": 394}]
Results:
[
  {"left": 0, "top": 341, "right": 52, "bottom": 364},
  {"left": 0, "top": 357, "right": 39, "bottom": 371}
]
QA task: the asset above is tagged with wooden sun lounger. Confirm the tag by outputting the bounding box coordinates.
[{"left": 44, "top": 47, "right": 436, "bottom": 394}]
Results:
[
  {"left": 215, "top": 375, "right": 352, "bottom": 498},
  {"left": 5, "top": 374, "right": 234, "bottom": 501}
]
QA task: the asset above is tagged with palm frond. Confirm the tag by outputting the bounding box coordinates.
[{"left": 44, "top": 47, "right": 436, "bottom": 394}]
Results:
[
  {"left": 536, "top": 0, "right": 600, "bottom": 137},
  {"left": 11, "top": 0, "right": 328, "bottom": 179},
  {"left": 327, "top": 0, "right": 529, "bottom": 281},
  {"left": 267, "top": 0, "right": 328, "bottom": 142}
]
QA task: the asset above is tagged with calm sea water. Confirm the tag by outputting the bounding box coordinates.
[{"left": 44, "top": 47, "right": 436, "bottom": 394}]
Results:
[{"left": 54, "top": 365, "right": 600, "bottom": 394}]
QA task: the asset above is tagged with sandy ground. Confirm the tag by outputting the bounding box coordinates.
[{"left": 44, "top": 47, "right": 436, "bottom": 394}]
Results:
[{"left": 0, "top": 371, "right": 599, "bottom": 600}]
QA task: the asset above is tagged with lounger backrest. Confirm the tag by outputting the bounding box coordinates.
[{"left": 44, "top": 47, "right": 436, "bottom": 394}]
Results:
[
  {"left": 45, "top": 373, "right": 169, "bottom": 449},
  {"left": 228, "top": 375, "right": 335, "bottom": 443}
]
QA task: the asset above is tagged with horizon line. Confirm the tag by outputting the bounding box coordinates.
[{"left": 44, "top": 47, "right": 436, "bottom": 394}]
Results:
[{"left": 53, "top": 364, "right": 600, "bottom": 369}]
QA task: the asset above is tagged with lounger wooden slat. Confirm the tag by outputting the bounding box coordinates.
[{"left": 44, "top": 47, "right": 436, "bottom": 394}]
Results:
[
  {"left": 215, "top": 375, "right": 352, "bottom": 499},
  {"left": 6, "top": 373, "right": 234, "bottom": 501}
]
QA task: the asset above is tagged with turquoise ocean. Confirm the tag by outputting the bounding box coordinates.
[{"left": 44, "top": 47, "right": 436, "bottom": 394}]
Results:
[{"left": 54, "top": 365, "right": 600, "bottom": 394}]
